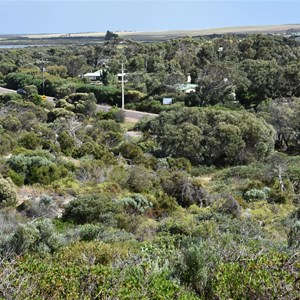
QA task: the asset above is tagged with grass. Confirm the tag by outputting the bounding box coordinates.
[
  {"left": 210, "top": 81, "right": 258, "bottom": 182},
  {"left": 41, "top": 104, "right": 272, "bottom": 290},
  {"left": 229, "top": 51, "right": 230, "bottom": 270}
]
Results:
[{"left": 121, "top": 121, "right": 137, "bottom": 131}]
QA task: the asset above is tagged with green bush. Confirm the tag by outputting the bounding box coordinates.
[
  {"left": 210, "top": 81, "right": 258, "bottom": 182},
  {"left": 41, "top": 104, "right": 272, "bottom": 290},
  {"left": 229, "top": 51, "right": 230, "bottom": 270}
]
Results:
[
  {"left": 119, "top": 194, "right": 153, "bottom": 214},
  {"left": 18, "top": 132, "right": 42, "bottom": 150},
  {"left": 7, "top": 169, "right": 25, "bottom": 186},
  {"left": 6, "top": 219, "right": 64, "bottom": 255},
  {"left": 127, "top": 165, "right": 157, "bottom": 193},
  {"left": 0, "top": 92, "right": 22, "bottom": 104},
  {"left": 268, "top": 180, "right": 293, "bottom": 204},
  {"left": 0, "top": 176, "right": 17, "bottom": 208},
  {"left": 63, "top": 193, "right": 121, "bottom": 225},
  {"left": 176, "top": 238, "right": 219, "bottom": 297},
  {"left": 212, "top": 252, "right": 299, "bottom": 300},
  {"left": 78, "top": 224, "right": 102, "bottom": 241},
  {"left": 96, "top": 107, "right": 125, "bottom": 123},
  {"left": 8, "top": 151, "right": 68, "bottom": 185},
  {"left": 144, "top": 107, "right": 275, "bottom": 165},
  {"left": 244, "top": 187, "right": 270, "bottom": 202},
  {"left": 217, "top": 195, "right": 242, "bottom": 218},
  {"left": 288, "top": 221, "right": 300, "bottom": 248},
  {"left": 28, "top": 164, "right": 69, "bottom": 185}
]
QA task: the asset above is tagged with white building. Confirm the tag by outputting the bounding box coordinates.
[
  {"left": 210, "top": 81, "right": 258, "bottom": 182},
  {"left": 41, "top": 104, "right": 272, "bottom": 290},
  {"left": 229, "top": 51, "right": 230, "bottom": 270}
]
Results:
[{"left": 82, "top": 70, "right": 103, "bottom": 81}]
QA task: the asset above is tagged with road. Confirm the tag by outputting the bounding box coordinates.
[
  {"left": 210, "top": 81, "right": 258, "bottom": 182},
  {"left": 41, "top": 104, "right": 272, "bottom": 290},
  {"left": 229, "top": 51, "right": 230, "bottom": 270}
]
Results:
[
  {"left": 97, "top": 104, "right": 157, "bottom": 122},
  {"left": 0, "top": 87, "right": 17, "bottom": 94},
  {"left": 0, "top": 87, "right": 158, "bottom": 122},
  {"left": 0, "top": 87, "right": 55, "bottom": 103},
  {"left": 124, "top": 109, "right": 158, "bottom": 122}
]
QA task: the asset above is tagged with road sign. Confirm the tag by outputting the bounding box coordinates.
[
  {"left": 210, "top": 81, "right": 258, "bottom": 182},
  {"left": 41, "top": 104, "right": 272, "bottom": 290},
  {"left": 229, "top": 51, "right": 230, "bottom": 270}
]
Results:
[{"left": 163, "top": 98, "right": 172, "bottom": 105}]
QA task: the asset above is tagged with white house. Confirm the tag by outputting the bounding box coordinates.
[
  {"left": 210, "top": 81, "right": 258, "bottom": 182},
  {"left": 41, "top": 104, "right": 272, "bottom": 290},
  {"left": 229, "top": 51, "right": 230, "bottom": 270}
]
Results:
[
  {"left": 82, "top": 70, "right": 103, "bottom": 81},
  {"left": 175, "top": 83, "right": 198, "bottom": 94}
]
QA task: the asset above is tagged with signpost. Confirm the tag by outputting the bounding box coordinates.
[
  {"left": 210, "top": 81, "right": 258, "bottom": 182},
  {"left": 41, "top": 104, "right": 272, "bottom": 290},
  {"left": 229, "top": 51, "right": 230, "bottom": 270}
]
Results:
[{"left": 163, "top": 98, "right": 173, "bottom": 105}]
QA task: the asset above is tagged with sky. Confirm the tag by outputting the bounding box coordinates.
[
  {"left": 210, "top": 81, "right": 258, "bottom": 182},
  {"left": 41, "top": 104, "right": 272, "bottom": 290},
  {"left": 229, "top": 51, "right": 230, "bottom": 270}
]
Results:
[{"left": 0, "top": 0, "right": 299, "bottom": 34}]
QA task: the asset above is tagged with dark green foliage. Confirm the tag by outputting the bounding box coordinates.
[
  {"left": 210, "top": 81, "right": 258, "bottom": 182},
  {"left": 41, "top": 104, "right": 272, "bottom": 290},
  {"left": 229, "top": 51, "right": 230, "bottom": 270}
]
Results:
[
  {"left": 29, "top": 164, "right": 69, "bottom": 185},
  {"left": 57, "top": 131, "right": 76, "bottom": 155},
  {"left": 7, "top": 151, "right": 68, "bottom": 185},
  {"left": 217, "top": 195, "right": 242, "bottom": 218},
  {"left": 18, "top": 132, "right": 42, "bottom": 150},
  {"left": 63, "top": 193, "right": 121, "bottom": 224},
  {"left": 127, "top": 165, "right": 156, "bottom": 193},
  {"left": 0, "top": 92, "right": 22, "bottom": 104},
  {"left": 76, "top": 84, "right": 121, "bottom": 106},
  {"left": 145, "top": 107, "right": 275, "bottom": 165},
  {"left": 7, "top": 169, "right": 25, "bottom": 186},
  {"left": 4, "top": 72, "right": 42, "bottom": 90},
  {"left": 116, "top": 142, "right": 145, "bottom": 164},
  {"left": 0, "top": 35, "right": 300, "bottom": 300},
  {"left": 176, "top": 238, "right": 219, "bottom": 297},
  {"left": 78, "top": 224, "right": 102, "bottom": 241},
  {"left": 159, "top": 170, "right": 211, "bottom": 207},
  {"left": 0, "top": 132, "right": 16, "bottom": 154},
  {"left": 57, "top": 93, "right": 97, "bottom": 116},
  {"left": 6, "top": 219, "right": 64, "bottom": 255},
  {"left": 288, "top": 221, "right": 300, "bottom": 248},
  {"left": 105, "top": 30, "right": 119, "bottom": 40},
  {"left": 96, "top": 107, "right": 125, "bottom": 123}
]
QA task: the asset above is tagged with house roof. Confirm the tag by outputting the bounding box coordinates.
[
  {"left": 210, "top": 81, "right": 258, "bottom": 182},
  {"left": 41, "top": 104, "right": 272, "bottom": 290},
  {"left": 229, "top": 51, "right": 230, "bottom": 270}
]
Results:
[
  {"left": 83, "top": 70, "right": 103, "bottom": 77},
  {"left": 175, "top": 83, "right": 198, "bottom": 91}
]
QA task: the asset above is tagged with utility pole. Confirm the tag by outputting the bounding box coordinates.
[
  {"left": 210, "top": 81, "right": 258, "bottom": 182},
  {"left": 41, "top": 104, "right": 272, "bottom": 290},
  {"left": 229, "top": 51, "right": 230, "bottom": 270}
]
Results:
[{"left": 121, "top": 62, "right": 125, "bottom": 110}]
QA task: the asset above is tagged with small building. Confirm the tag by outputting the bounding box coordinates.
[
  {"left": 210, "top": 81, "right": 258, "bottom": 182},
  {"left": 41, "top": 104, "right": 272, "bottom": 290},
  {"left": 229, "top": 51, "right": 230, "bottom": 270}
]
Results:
[
  {"left": 82, "top": 70, "right": 103, "bottom": 81},
  {"left": 175, "top": 83, "right": 198, "bottom": 94}
]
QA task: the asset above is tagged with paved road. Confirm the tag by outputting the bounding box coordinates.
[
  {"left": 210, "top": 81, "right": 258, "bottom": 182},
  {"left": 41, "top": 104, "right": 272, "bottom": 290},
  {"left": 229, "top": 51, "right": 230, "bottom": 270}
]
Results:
[
  {"left": 124, "top": 109, "right": 158, "bottom": 121},
  {"left": 0, "top": 87, "right": 16, "bottom": 94},
  {"left": 0, "top": 87, "right": 158, "bottom": 122},
  {"left": 97, "top": 104, "right": 158, "bottom": 121},
  {"left": 0, "top": 87, "right": 55, "bottom": 103}
]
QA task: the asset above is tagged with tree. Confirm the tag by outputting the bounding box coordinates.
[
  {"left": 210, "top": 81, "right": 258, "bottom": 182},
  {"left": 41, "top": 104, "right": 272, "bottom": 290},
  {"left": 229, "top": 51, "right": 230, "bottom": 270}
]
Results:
[
  {"left": 144, "top": 107, "right": 275, "bottom": 165},
  {"left": 240, "top": 59, "right": 283, "bottom": 110},
  {"left": 104, "top": 30, "right": 119, "bottom": 41},
  {"left": 260, "top": 97, "right": 300, "bottom": 153},
  {"left": 64, "top": 55, "right": 88, "bottom": 77},
  {"left": 194, "top": 62, "right": 249, "bottom": 106}
]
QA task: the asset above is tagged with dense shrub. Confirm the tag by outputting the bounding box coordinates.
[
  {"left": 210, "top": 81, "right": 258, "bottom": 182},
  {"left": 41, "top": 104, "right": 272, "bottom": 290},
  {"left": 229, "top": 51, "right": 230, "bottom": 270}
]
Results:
[
  {"left": 144, "top": 107, "right": 275, "bottom": 165},
  {"left": 0, "top": 176, "right": 17, "bottom": 208},
  {"left": 63, "top": 193, "right": 121, "bottom": 225},
  {"left": 3, "top": 219, "right": 64, "bottom": 255},
  {"left": 7, "top": 151, "right": 68, "bottom": 185},
  {"left": 127, "top": 165, "right": 156, "bottom": 193},
  {"left": 176, "top": 238, "right": 219, "bottom": 297},
  {"left": 119, "top": 194, "right": 153, "bottom": 214},
  {"left": 244, "top": 187, "right": 270, "bottom": 202}
]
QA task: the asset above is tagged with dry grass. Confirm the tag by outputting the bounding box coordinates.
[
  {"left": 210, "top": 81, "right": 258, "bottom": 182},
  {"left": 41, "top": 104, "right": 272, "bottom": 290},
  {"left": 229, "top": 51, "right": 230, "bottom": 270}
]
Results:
[{"left": 20, "top": 24, "right": 300, "bottom": 40}]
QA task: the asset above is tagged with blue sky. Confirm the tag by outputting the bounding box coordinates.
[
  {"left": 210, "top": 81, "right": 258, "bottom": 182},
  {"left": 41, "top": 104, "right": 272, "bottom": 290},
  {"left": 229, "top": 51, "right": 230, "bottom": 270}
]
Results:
[{"left": 0, "top": 1, "right": 299, "bottom": 34}]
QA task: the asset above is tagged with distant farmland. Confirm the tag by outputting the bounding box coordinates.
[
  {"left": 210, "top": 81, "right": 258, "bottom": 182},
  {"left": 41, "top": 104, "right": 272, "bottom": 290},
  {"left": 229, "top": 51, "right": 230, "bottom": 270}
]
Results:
[{"left": 1, "top": 24, "right": 300, "bottom": 45}]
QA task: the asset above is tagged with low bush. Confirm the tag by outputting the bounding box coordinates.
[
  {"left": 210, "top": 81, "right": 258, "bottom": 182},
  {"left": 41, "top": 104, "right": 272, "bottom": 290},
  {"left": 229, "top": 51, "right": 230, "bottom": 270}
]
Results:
[
  {"left": 63, "top": 193, "right": 121, "bottom": 225},
  {"left": 0, "top": 176, "right": 17, "bottom": 208}
]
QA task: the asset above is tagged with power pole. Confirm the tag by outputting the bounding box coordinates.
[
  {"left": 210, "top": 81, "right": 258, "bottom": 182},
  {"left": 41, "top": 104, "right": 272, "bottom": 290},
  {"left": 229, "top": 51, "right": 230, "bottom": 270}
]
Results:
[{"left": 121, "top": 62, "right": 125, "bottom": 110}]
